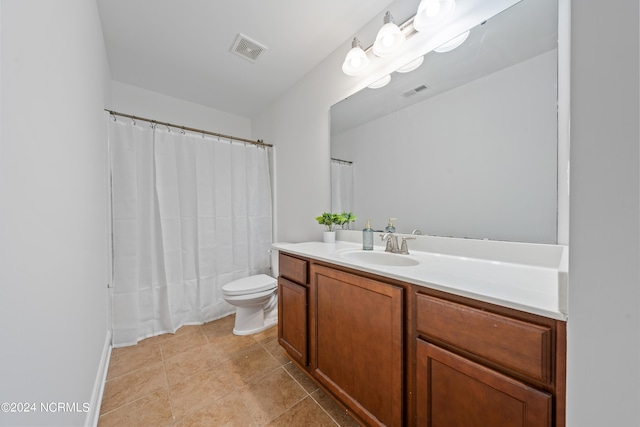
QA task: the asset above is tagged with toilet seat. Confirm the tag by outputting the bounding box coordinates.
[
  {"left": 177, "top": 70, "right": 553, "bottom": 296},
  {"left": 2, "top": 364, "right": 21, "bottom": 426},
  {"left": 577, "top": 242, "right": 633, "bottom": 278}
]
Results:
[{"left": 222, "top": 274, "right": 276, "bottom": 296}]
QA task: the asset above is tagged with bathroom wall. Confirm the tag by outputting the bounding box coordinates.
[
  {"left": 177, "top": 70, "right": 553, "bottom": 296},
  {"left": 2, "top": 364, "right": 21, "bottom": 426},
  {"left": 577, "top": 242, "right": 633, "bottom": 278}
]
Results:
[
  {"left": 567, "top": 1, "right": 640, "bottom": 425},
  {"left": 0, "top": 1, "right": 111, "bottom": 426},
  {"left": 332, "top": 50, "right": 558, "bottom": 243},
  {"left": 254, "top": 0, "right": 640, "bottom": 425},
  {"left": 110, "top": 82, "right": 253, "bottom": 139}
]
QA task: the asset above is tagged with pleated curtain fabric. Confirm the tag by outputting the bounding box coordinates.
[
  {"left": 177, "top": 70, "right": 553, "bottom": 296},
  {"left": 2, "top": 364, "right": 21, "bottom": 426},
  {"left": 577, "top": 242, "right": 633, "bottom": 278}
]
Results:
[
  {"left": 330, "top": 159, "right": 354, "bottom": 214},
  {"left": 109, "top": 118, "right": 272, "bottom": 347}
]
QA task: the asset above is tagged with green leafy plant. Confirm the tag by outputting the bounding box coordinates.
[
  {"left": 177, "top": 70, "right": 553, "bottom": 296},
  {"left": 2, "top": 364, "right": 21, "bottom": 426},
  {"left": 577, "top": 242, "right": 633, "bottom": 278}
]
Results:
[
  {"left": 316, "top": 212, "right": 357, "bottom": 231},
  {"left": 338, "top": 212, "right": 357, "bottom": 230},
  {"left": 315, "top": 212, "right": 342, "bottom": 231}
]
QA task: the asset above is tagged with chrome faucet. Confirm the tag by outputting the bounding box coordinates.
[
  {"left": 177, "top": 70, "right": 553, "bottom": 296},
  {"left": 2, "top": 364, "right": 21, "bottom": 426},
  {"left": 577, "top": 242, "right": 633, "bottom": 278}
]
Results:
[
  {"left": 380, "top": 232, "right": 415, "bottom": 255},
  {"left": 381, "top": 232, "right": 399, "bottom": 253},
  {"left": 381, "top": 233, "right": 416, "bottom": 254}
]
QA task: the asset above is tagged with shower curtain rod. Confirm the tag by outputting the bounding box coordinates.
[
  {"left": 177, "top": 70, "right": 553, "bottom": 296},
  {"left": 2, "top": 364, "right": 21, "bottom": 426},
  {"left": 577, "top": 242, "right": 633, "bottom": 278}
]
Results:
[
  {"left": 331, "top": 157, "right": 353, "bottom": 165},
  {"left": 105, "top": 109, "right": 272, "bottom": 148}
]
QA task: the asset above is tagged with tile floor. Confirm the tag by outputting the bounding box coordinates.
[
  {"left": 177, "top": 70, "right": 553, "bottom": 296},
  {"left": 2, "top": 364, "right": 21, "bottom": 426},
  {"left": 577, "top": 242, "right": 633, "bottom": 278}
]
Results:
[{"left": 98, "top": 315, "right": 360, "bottom": 426}]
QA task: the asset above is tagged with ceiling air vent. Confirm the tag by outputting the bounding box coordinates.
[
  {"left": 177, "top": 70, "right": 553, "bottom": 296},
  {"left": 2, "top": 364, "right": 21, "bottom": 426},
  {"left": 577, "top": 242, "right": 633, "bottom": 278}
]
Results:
[
  {"left": 403, "top": 84, "right": 429, "bottom": 97},
  {"left": 231, "top": 33, "right": 267, "bottom": 63}
]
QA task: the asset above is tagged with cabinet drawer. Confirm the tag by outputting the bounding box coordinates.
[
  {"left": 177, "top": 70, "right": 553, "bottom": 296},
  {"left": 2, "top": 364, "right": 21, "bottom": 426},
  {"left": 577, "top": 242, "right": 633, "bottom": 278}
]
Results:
[
  {"left": 279, "top": 253, "right": 308, "bottom": 285},
  {"left": 416, "top": 293, "right": 552, "bottom": 383}
]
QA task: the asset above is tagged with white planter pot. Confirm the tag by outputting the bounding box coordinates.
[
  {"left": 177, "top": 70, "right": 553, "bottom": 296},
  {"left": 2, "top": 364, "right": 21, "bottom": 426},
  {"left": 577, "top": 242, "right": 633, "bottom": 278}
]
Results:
[{"left": 323, "top": 231, "right": 336, "bottom": 243}]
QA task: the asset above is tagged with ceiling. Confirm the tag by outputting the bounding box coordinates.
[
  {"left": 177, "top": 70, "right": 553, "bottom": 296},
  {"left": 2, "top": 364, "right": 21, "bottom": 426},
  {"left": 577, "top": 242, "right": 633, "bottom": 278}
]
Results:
[{"left": 97, "top": 0, "right": 394, "bottom": 119}]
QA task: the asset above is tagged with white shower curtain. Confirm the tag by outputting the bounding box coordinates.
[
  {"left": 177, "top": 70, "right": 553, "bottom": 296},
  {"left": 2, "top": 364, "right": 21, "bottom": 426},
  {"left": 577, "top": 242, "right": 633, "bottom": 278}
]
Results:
[
  {"left": 331, "top": 159, "right": 354, "bottom": 214},
  {"left": 109, "top": 118, "right": 272, "bottom": 347}
]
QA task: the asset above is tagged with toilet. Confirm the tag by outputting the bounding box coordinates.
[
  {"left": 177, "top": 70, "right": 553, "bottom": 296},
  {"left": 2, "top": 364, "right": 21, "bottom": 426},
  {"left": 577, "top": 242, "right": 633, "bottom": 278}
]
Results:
[{"left": 222, "top": 250, "right": 279, "bottom": 335}]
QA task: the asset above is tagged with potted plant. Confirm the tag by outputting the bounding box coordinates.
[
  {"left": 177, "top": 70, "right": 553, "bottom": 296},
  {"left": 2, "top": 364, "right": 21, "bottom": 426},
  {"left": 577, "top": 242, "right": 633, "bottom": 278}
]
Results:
[{"left": 316, "top": 212, "right": 341, "bottom": 242}]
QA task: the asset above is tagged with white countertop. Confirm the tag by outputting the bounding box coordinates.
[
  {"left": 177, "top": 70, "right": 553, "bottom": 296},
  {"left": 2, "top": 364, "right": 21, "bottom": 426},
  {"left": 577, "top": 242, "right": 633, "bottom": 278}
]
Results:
[{"left": 273, "top": 235, "right": 568, "bottom": 321}]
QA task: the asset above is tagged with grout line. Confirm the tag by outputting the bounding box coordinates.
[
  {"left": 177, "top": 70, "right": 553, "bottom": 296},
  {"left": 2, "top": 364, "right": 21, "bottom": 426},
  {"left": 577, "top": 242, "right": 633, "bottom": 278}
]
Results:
[
  {"left": 101, "top": 318, "right": 351, "bottom": 426},
  {"left": 307, "top": 391, "right": 344, "bottom": 427},
  {"left": 156, "top": 339, "right": 179, "bottom": 426}
]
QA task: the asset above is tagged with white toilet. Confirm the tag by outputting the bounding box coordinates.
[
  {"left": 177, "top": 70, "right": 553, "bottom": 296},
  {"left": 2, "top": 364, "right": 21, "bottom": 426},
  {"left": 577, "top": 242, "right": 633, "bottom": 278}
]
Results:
[{"left": 222, "top": 250, "right": 279, "bottom": 335}]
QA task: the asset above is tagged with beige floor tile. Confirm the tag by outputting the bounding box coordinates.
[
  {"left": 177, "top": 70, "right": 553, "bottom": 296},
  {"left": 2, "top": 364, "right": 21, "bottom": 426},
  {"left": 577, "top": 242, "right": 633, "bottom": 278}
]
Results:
[
  {"left": 224, "top": 345, "right": 282, "bottom": 387},
  {"left": 311, "top": 389, "right": 360, "bottom": 427},
  {"left": 252, "top": 324, "right": 278, "bottom": 344},
  {"left": 266, "top": 396, "right": 338, "bottom": 427},
  {"left": 99, "top": 316, "right": 360, "bottom": 426},
  {"left": 169, "top": 363, "right": 235, "bottom": 421},
  {"left": 262, "top": 339, "right": 291, "bottom": 366},
  {"left": 284, "top": 362, "right": 320, "bottom": 394},
  {"left": 209, "top": 333, "right": 261, "bottom": 361},
  {"left": 110, "top": 335, "right": 159, "bottom": 358},
  {"left": 238, "top": 367, "right": 307, "bottom": 426},
  {"left": 164, "top": 344, "right": 219, "bottom": 386},
  {"left": 98, "top": 389, "right": 172, "bottom": 427},
  {"left": 100, "top": 362, "right": 167, "bottom": 414},
  {"left": 159, "top": 328, "right": 208, "bottom": 360},
  {"left": 107, "top": 343, "right": 162, "bottom": 380},
  {"left": 201, "top": 314, "right": 236, "bottom": 340},
  {"left": 176, "top": 391, "right": 257, "bottom": 427},
  {"left": 157, "top": 324, "right": 204, "bottom": 340}
]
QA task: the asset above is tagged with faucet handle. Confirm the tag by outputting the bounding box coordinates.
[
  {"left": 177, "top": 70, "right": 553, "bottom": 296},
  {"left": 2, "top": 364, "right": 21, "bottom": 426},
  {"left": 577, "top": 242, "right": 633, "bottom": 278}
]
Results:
[{"left": 399, "top": 236, "right": 416, "bottom": 254}]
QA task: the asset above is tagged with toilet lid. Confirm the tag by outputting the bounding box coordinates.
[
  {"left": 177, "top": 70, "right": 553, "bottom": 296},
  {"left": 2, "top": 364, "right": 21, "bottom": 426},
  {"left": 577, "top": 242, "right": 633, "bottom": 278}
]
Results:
[{"left": 222, "top": 274, "right": 277, "bottom": 296}]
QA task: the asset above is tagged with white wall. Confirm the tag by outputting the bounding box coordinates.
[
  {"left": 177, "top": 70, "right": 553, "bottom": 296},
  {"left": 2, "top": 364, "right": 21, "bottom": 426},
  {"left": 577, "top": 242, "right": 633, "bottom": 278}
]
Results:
[
  {"left": 111, "top": 81, "right": 252, "bottom": 139},
  {"left": 256, "top": 1, "right": 640, "bottom": 426},
  {"left": 253, "top": 6, "right": 391, "bottom": 244},
  {"left": 332, "top": 50, "right": 558, "bottom": 243},
  {"left": 0, "top": 1, "right": 111, "bottom": 426},
  {"left": 566, "top": 1, "right": 640, "bottom": 426}
]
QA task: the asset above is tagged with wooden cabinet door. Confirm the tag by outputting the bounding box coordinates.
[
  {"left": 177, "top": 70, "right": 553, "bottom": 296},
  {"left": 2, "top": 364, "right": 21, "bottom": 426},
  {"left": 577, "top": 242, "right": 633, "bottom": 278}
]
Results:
[
  {"left": 310, "top": 264, "right": 404, "bottom": 427},
  {"left": 278, "top": 277, "right": 308, "bottom": 366},
  {"left": 416, "top": 339, "right": 552, "bottom": 427}
]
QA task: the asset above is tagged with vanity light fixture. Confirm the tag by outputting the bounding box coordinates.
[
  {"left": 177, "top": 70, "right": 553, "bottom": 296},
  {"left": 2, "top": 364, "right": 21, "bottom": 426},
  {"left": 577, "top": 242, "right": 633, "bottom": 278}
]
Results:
[
  {"left": 396, "top": 56, "right": 424, "bottom": 73},
  {"left": 413, "top": 0, "right": 457, "bottom": 32},
  {"left": 341, "top": 0, "right": 462, "bottom": 77},
  {"left": 342, "top": 37, "right": 370, "bottom": 76},
  {"left": 367, "top": 74, "right": 391, "bottom": 89},
  {"left": 373, "top": 11, "right": 406, "bottom": 57},
  {"left": 434, "top": 30, "right": 470, "bottom": 52}
]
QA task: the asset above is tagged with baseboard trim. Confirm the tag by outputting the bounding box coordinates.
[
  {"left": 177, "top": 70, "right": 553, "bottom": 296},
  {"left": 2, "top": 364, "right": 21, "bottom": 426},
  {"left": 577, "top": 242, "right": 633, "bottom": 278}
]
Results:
[{"left": 85, "top": 330, "right": 112, "bottom": 427}]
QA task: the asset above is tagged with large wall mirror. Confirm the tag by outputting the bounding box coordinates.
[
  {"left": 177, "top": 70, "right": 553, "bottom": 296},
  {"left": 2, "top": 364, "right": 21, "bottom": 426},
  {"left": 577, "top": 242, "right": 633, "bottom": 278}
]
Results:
[{"left": 330, "top": 0, "right": 560, "bottom": 244}]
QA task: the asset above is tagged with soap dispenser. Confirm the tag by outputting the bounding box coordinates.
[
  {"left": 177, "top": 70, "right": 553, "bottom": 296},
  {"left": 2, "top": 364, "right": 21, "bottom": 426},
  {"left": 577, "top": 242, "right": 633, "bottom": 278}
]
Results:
[
  {"left": 385, "top": 218, "right": 396, "bottom": 233},
  {"left": 363, "top": 220, "right": 374, "bottom": 250}
]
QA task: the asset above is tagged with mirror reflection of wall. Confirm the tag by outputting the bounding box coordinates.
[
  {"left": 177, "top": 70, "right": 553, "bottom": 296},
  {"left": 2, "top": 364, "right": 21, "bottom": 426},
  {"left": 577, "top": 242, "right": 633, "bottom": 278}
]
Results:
[{"left": 330, "top": 0, "right": 559, "bottom": 243}]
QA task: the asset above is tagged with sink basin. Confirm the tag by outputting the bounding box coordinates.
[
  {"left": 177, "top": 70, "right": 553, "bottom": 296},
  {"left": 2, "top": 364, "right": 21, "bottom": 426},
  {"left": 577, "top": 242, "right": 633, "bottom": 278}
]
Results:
[{"left": 338, "top": 250, "right": 420, "bottom": 267}]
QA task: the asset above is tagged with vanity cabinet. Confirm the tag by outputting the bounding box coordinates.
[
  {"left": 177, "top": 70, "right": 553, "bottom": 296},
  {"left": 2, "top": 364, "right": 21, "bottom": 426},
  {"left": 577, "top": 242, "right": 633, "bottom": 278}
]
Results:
[
  {"left": 276, "top": 249, "right": 566, "bottom": 427},
  {"left": 309, "top": 264, "right": 404, "bottom": 427},
  {"left": 414, "top": 290, "right": 565, "bottom": 427},
  {"left": 278, "top": 253, "right": 309, "bottom": 367}
]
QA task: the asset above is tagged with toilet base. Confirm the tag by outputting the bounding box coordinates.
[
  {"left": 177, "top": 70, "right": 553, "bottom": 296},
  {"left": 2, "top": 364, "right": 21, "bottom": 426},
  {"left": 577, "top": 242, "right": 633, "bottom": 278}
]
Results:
[
  {"left": 232, "top": 315, "right": 277, "bottom": 336},
  {"left": 232, "top": 303, "right": 278, "bottom": 336}
]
